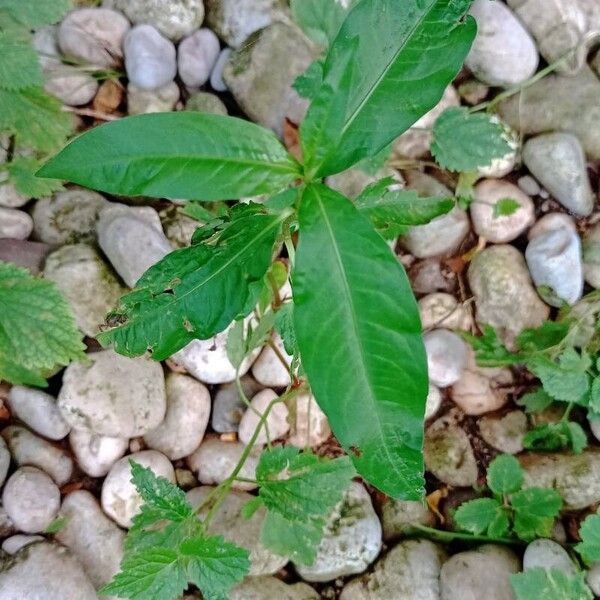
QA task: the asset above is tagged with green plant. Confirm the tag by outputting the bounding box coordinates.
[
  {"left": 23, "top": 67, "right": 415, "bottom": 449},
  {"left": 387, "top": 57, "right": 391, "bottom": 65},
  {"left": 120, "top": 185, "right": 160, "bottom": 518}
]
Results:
[{"left": 511, "top": 568, "right": 593, "bottom": 600}]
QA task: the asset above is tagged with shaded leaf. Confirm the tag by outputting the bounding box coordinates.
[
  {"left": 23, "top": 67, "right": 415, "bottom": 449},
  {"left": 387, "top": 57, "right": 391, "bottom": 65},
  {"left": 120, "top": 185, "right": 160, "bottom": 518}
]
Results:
[
  {"left": 511, "top": 487, "right": 562, "bottom": 541},
  {"left": 487, "top": 454, "right": 523, "bottom": 496},
  {"left": 0, "top": 32, "right": 42, "bottom": 90},
  {"left": 511, "top": 568, "right": 593, "bottom": 600},
  {"left": 576, "top": 514, "right": 600, "bottom": 563},
  {"left": 523, "top": 422, "right": 588, "bottom": 454},
  {"left": 516, "top": 388, "right": 554, "bottom": 414},
  {"left": 7, "top": 157, "right": 64, "bottom": 198}
]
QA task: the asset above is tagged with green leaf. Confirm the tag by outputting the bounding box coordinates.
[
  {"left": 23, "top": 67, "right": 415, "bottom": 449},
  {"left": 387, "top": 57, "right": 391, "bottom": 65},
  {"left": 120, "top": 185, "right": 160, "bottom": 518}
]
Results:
[
  {"left": 487, "top": 454, "right": 523, "bottom": 496},
  {"left": 516, "top": 388, "right": 554, "bottom": 414},
  {"left": 431, "top": 107, "right": 512, "bottom": 172},
  {"left": 225, "top": 319, "right": 246, "bottom": 372},
  {"left": 274, "top": 302, "right": 298, "bottom": 357},
  {"left": 293, "top": 184, "right": 428, "bottom": 499},
  {"left": 300, "top": 0, "right": 476, "bottom": 177},
  {"left": 39, "top": 113, "right": 302, "bottom": 201},
  {"left": 461, "top": 326, "right": 520, "bottom": 368},
  {"left": 511, "top": 487, "right": 562, "bottom": 542},
  {"left": 591, "top": 378, "right": 600, "bottom": 414},
  {"left": 454, "top": 497, "right": 504, "bottom": 536},
  {"left": 0, "top": 0, "right": 70, "bottom": 27},
  {"left": 179, "top": 202, "right": 229, "bottom": 223},
  {"left": 293, "top": 59, "right": 325, "bottom": 100},
  {"left": 291, "top": 0, "right": 355, "bottom": 48},
  {"left": 516, "top": 321, "right": 570, "bottom": 353},
  {"left": 98, "top": 205, "right": 285, "bottom": 360},
  {"left": 0, "top": 261, "right": 85, "bottom": 386},
  {"left": 511, "top": 569, "right": 593, "bottom": 600},
  {"left": 493, "top": 198, "right": 521, "bottom": 218},
  {"left": 523, "top": 422, "right": 588, "bottom": 454},
  {"left": 576, "top": 514, "right": 600, "bottom": 563},
  {"left": 44, "top": 515, "right": 68, "bottom": 534},
  {"left": 7, "top": 157, "right": 64, "bottom": 198},
  {"left": 0, "top": 32, "right": 43, "bottom": 91}
]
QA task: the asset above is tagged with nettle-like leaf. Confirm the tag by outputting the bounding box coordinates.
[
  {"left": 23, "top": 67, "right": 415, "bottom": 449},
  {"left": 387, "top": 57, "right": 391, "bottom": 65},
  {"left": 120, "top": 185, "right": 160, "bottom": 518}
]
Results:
[
  {"left": 511, "top": 569, "right": 593, "bottom": 600},
  {"left": 523, "top": 422, "right": 588, "bottom": 454},
  {"left": 576, "top": 514, "right": 600, "bottom": 563},
  {"left": 0, "top": 31, "right": 43, "bottom": 91},
  {"left": 516, "top": 388, "right": 554, "bottom": 414},
  {"left": 291, "top": 0, "right": 356, "bottom": 48},
  {"left": 454, "top": 497, "right": 509, "bottom": 537},
  {"left": 461, "top": 326, "right": 520, "bottom": 368},
  {"left": 98, "top": 204, "right": 286, "bottom": 360},
  {"left": 38, "top": 113, "right": 302, "bottom": 201},
  {"left": 293, "top": 184, "right": 428, "bottom": 499},
  {"left": 300, "top": 0, "right": 476, "bottom": 178},
  {"left": 0, "top": 261, "right": 85, "bottom": 386},
  {"left": 487, "top": 454, "right": 523, "bottom": 496},
  {"left": 0, "top": 0, "right": 70, "bottom": 28},
  {"left": 511, "top": 487, "right": 562, "bottom": 541},
  {"left": 431, "top": 107, "right": 512, "bottom": 172},
  {"left": 7, "top": 157, "right": 64, "bottom": 198}
]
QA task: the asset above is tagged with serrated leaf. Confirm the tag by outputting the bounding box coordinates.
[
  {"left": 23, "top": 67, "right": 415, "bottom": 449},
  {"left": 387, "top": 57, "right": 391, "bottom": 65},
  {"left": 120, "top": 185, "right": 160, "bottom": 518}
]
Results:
[
  {"left": 454, "top": 497, "right": 504, "bottom": 536},
  {"left": 0, "top": 355, "right": 47, "bottom": 388},
  {"left": 293, "top": 59, "right": 324, "bottom": 100},
  {"left": 511, "top": 569, "right": 593, "bottom": 600},
  {"left": 7, "top": 157, "right": 64, "bottom": 198},
  {"left": 516, "top": 388, "right": 554, "bottom": 414},
  {"left": 39, "top": 113, "right": 301, "bottom": 201},
  {"left": 0, "top": 0, "right": 70, "bottom": 27},
  {"left": 291, "top": 0, "right": 355, "bottom": 48},
  {"left": 488, "top": 508, "right": 511, "bottom": 539},
  {"left": 300, "top": 0, "right": 476, "bottom": 177},
  {"left": 517, "top": 321, "right": 571, "bottom": 354},
  {"left": 523, "top": 422, "right": 588, "bottom": 454},
  {"left": 493, "top": 198, "right": 521, "bottom": 218},
  {"left": 0, "top": 261, "right": 85, "bottom": 385},
  {"left": 576, "top": 514, "right": 600, "bottom": 563},
  {"left": 511, "top": 487, "right": 562, "bottom": 541},
  {"left": 461, "top": 326, "right": 520, "bottom": 368},
  {"left": 98, "top": 205, "right": 285, "bottom": 360},
  {"left": 487, "top": 454, "right": 523, "bottom": 496},
  {"left": 431, "top": 107, "right": 512, "bottom": 172},
  {"left": 293, "top": 184, "right": 428, "bottom": 499},
  {"left": 0, "top": 32, "right": 43, "bottom": 90},
  {"left": 589, "top": 378, "right": 600, "bottom": 413}
]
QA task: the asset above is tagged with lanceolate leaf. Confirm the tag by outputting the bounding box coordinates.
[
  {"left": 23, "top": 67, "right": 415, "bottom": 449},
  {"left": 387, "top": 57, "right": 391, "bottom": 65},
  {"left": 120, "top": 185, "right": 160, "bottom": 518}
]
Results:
[
  {"left": 98, "top": 205, "right": 285, "bottom": 360},
  {"left": 293, "top": 184, "right": 428, "bottom": 499},
  {"left": 300, "top": 0, "right": 476, "bottom": 178},
  {"left": 291, "top": 0, "right": 356, "bottom": 48},
  {"left": 38, "top": 113, "right": 302, "bottom": 201}
]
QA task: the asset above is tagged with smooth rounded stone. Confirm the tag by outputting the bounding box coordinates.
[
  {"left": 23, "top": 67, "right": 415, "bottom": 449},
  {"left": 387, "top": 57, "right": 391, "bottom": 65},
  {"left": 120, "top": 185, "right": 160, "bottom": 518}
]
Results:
[
  {"left": 294, "top": 482, "right": 382, "bottom": 582},
  {"left": 0, "top": 181, "right": 28, "bottom": 208},
  {"left": 210, "top": 47, "right": 231, "bottom": 92},
  {"left": 69, "top": 428, "right": 128, "bottom": 477},
  {"left": 0, "top": 208, "right": 33, "bottom": 240},
  {"left": 471, "top": 180, "right": 535, "bottom": 243},
  {"left": 465, "top": 0, "right": 538, "bottom": 86},
  {"left": 32, "top": 25, "right": 60, "bottom": 69},
  {"left": 468, "top": 245, "right": 550, "bottom": 347},
  {"left": 127, "top": 81, "right": 180, "bottom": 114},
  {"left": 410, "top": 258, "right": 455, "bottom": 295},
  {"left": 178, "top": 28, "right": 220, "bottom": 87},
  {"left": 102, "top": 450, "right": 175, "bottom": 528},
  {"left": 251, "top": 334, "right": 292, "bottom": 387},
  {"left": 519, "top": 174, "right": 541, "bottom": 196},
  {"left": 288, "top": 393, "right": 331, "bottom": 448},
  {"left": 212, "top": 376, "right": 263, "bottom": 433},
  {"left": 327, "top": 166, "right": 403, "bottom": 201},
  {"left": 440, "top": 544, "right": 520, "bottom": 600},
  {"left": 144, "top": 373, "right": 211, "bottom": 460},
  {"left": 528, "top": 212, "right": 576, "bottom": 240},
  {"left": 381, "top": 500, "right": 436, "bottom": 542},
  {"left": 43, "top": 244, "right": 125, "bottom": 337},
  {"left": 424, "top": 411, "right": 478, "bottom": 487},
  {"left": 205, "top": 0, "right": 287, "bottom": 48},
  {"left": 7, "top": 385, "right": 70, "bottom": 440},
  {"left": 56, "top": 491, "right": 125, "bottom": 589},
  {"left": 187, "top": 438, "right": 260, "bottom": 491},
  {"left": 522, "top": 133, "right": 594, "bottom": 216},
  {"left": 185, "top": 90, "right": 228, "bottom": 115},
  {"left": 97, "top": 203, "right": 172, "bottom": 287},
  {"left": 0, "top": 437, "right": 8, "bottom": 488},
  {"left": 425, "top": 384, "right": 442, "bottom": 421},
  {"left": 587, "top": 563, "right": 600, "bottom": 596},
  {"left": 105, "top": 0, "right": 205, "bottom": 41},
  {"left": 525, "top": 228, "right": 584, "bottom": 307},
  {"left": 1, "top": 534, "right": 44, "bottom": 555},
  {"left": 44, "top": 63, "right": 99, "bottom": 105},
  {"left": 589, "top": 418, "right": 600, "bottom": 443},
  {"left": 58, "top": 349, "right": 166, "bottom": 438},
  {"left": 188, "top": 487, "right": 288, "bottom": 576},
  {"left": 583, "top": 223, "right": 600, "bottom": 289},
  {"left": 523, "top": 539, "right": 577, "bottom": 576},
  {"left": 418, "top": 293, "right": 472, "bottom": 331},
  {"left": 477, "top": 134, "right": 519, "bottom": 179},
  {"left": 230, "top": 576, "right": 318, "bottom": 600},
  {"left": 479, "top": 410, "right": 527, "bottom": 454},
  {"left": 223, "top": 22, "right": 316, "bottom": 137},
  {"left": 0, "top": 506, "right": 15, "bottom": 539},
  {"left": 58, "top": 8, "right": 130, "bottom": 68},
  {"left": 238, "top": 389, "right": 289, "bottom": 445},
  {"left": 340, "top": 539, "right": 446, "bottom": 600},
  {"left": 2, "top": 467, "right": 59, "bottom": 533},
  {"left": 32, "top": 188, "right": 108, "bottom": 245},
  {"left": 400, "top": 207, "right": 470, "bottom": 259},
  {"left": 2, "top": 426, "right": 73, "bottom": 486},
  {"left": 123, "top": 25, "right": 177, "bottom": 90},
  {"left": 423, "top": 329, "right": 468, "bottom": 388}
]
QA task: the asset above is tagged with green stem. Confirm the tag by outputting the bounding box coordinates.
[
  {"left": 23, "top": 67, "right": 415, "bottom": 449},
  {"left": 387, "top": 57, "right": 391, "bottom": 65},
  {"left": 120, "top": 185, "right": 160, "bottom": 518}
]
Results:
[{"left": 413, "top": 524, "right": 522, "bottom": 546}]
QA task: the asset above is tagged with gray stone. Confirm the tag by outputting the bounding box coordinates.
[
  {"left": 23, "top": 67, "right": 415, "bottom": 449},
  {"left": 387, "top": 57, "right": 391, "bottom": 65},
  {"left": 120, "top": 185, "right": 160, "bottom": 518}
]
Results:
[
  {"left": 210, "top": 47, "right": 231, "bottom": 92},
  {"left": 178, "top": 28, "right": 220, "bottom": 87},
  {"left": 230, "top": 577, "right": 318, "bottom": 600},
  {"left": 381, "top": 499, "right": 436, "bottom": 542},
  {"left": 0, "top": 208, "right": 33, "bottom": 240},
  {"left": 583, "top": 223, "right": 600, "bottom": 289},
  {"left": 288, "top": 392, "right": 331, "bottom": 449},
  {"left": 418, "top": 293, "right": 472, "bottom": 332},
  {"left": 466, "top": 0, "right": 538, "bottom": 86},
  {"left": 69, "top": 428, "right": 128, "bottom": 477},
  {"left": 587, "top": 562, "right": 600, "bottom": 596},
  {"left": 58, "top": 349, "right": 166, "bottom": 437},
  {"left": 0, "top": 239, "right": 50, "bottom": 273},
  {"left": 238, "top": 388, "right": 289, "bottom": 445},
  {"left": 223, "top": 22, "right": 315, "bottom": 137},
  {"left": 159, "top": 206, "right": 200, "bottom": 247},
  {"left": 1, "top": 535, "right": 44, "bottom": 555},
  {"left": 185, "top": 90, "right": 228, "bottom": 115},
  {"left": 468, "top": 245, "right": 550, "bottom": 347},
  {"left": 479, "top": 410, "right": 527, "bottom": 454},
  {"left": 123, "top": 25, "right": 177, "bottom": 90},
  {"left": 529, "top": 212, "right": 577, "bottom": 240},
  {"left": 43, "top": 64, "right": 99, "bottom": 106},
  {"left": 424, "top": 329, "right": 468, "bottom": 388},
  {"left": 127, "top": 81, "right": 180, "bottom": 114},
  {"left": 522, "top": 133, "right": 594, "bottom": 216},
  {"left": 0, "top": 182, "right": 28, "bottom": 209},
  {"left": 326, "top": 166, "right": 403, "bottom": 201},
  {"left": 523, "top": 538, "right": 577, "bottom": 576},
  {"left": 0, "top": 437, "right": 8, "bottom": 489},
  {"left": 251, "top": 334, "right": 292, "bottom": 387},
  {"left": 212, "top": 375, "right": 262, "bottom": 433},
  {"left": 425, "top": 384, "right": 443, "bottom": 421}
]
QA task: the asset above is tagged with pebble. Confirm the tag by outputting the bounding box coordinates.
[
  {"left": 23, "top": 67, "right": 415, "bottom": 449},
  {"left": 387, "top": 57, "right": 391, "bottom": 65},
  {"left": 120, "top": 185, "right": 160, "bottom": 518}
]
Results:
[
  {"left": 440, "top": 545, "right": 520, "bottom": 600},
  {"left": 479, "top": 410, "right": 527, "bottom": 454},
  {"left": 327, "top": 166, "right": 403, "bottom": 200},
  {"left": 518, "top": 174, "right": 541, "bottom": 196},
  {"left": 44, "top": 244, "right": 125, "bottom": 337},
  {"left": 178, "top": 28, "right": 220, "bottom": 88},
  {"left": 418, "top": 293, "right": 472, "bottom": 331},
  {"left": 340, "top": 539, "right": 446, "bottom": 600},
  {"left": 101, "top": 450, "right": 175, "bottom": 528},
  {"left": 0, "top": 437, "right": 8, "bottom": 488},
  {"left": 423, "top": 329, "right": 468, "bottom": 388},
  {"left": 230, "top": 576, "right": 318, "bottom": 600},
  {"left": 187, "top": 438, "right": 260, "bottom": 491},
  {"left": 159, "top": 206, "right": 200, "bottom": 247},
  {"left": 587, "top": 562, "right": 600, "bottom": 596},
  {"left": 0, "top": 506, "right": 15, "bottom": 538},
  {"left": 123, "top": 25, "right": 177, "bottom": 90},
  {"left": 465, "top": 0, "right": 538, "bottom": 86},
  {"left": 2, "top": 534, "right": 44, "bottom": 554},
  {"left": 56, "top": 490, "right": 125, "bottom": 589},
  {"left": 410, "top": 258, "right": 455, "bottom": 295},
  {"left": 238, "top": 389, "right": 289, "bottom": 445},
  {"left": 522, "top": 133, "right": 594, "bottom": 217},
  {"left": 44, "top": 64, "right": 99, "bottom": 106},
  {"left": 185, "top": 90, "right": 228, "bottom": 115},
  {"left": 251, "top": 334, "right": 292, "bottom": 387},
  {"left": 0, "top": 208, "right": 33, "bottom": 240},
  {"left": 523, "top": 538, "right": 577, "bottom": 576},
  {"left": 0, "top": 181, "right": 28, "bottom": 208},
  {"left": 468, "top": 245, "right": 550, "bottom": 347},
  {"left": 210, "top": 47, "right": 231, "bottom": 92},
  {"left": 58, "top": 8, "right": 130, "bottom": 68},
  {"left": 0, "top": 542, "right": 98, "bottom": 600},
  {"left": 525, "top": 228, "right": 584, "bottom": 306},
  {"left": 7, "top": 385, "right": 70, "bottom": 440},
  {"left": 477, "top": 132, "right": 519, "bottom": 178},
  {"left": 32, "top": 188, "right": 108, "bottom": 245},
  {"left": 212, "top": 375, "right": 263, "bottom": 433},
  {"left": 471, "top": 179, "right": 535, "bottom": 243},
  {"left": 583, "top": 223, "right": 600, "bottom": 288},
  {"left": 58, "top": 349, "right": 166, "bottom": 438},
  {"left": 2, "top": 426, "right": 73, "bottom": 486},
  {"left": 127, "top": 81, "right": 180, "bottom": 114},
  {"left": 528, "top": 212, "right": 576, "bottom": 240},
  {"left": 143, "top": 372, "right": 211, "bottom": 460},
  {"left": 69, "top": 428, "right": 129, "bottom": 477},
  {"left": 425, "top": 384, "right": 443, "bottom": 420},
  {"left": 288, "top": 393, "right": 331, "bottom": 448},
  {"left": 2, "top": 467, "right": 60, "bottom": 533},
  {"left": 381, "top": 500, "right": 436, "bottom": 541}
]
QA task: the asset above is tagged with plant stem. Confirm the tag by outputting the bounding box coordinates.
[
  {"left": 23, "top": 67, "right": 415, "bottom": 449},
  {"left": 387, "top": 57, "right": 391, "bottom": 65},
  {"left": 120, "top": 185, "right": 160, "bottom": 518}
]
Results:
[{"left": 413, "top": 524, "right": 522, "bottom": 546}]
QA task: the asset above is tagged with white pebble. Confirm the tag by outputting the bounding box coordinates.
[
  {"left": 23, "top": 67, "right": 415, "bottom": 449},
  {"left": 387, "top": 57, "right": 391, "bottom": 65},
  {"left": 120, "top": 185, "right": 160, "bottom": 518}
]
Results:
[
  {"left": 0, "top": 208, "right": 33, "bottom": 240},
  {"left": 238, "top": 389, "right": 289, "bottom": 446},
  {"left": 69, "top": 428, "right": 129, "bottom": 477},
  {"left": 423, "top": 329, "right": 468, "bottom": 388},
  {"left": 178, "top": 28, "right": 220, "bottom": 88},
  {"left": 210, "top": 47, "right": 231, "bottom": 92}
]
